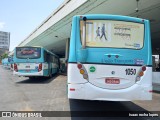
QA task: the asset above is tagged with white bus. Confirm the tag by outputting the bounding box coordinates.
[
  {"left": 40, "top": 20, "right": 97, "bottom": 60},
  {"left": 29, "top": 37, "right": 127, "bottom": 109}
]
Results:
[
  {"left": 13, "top": 46, "right": 59, "bottom": 79},
  {"left": 67, "top": 14, "right": 152, "bottom": 101}
]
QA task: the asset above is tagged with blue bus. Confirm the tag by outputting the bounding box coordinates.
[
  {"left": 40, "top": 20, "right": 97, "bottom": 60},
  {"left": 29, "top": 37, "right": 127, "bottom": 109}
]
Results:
[
  {"left": 2, "top": 58, "right": 10, "bottom": 69},
  {"left": 13, "top": 46, "right": 60, "bottom": 79},
  {"left": 8, "top": 55, "right": 14, "bottom": 70},
  {"left": 1, "top": 59, "right": 4, "bottom": 65},
  {"left": 68, "top": 14, "right": 152, "bottom": 101}
]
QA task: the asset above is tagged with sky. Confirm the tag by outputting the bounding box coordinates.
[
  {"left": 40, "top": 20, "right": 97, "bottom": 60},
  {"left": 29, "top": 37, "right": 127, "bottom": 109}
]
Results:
[{"left": 0, "top": 0, "right": 64, "bottom": 51}]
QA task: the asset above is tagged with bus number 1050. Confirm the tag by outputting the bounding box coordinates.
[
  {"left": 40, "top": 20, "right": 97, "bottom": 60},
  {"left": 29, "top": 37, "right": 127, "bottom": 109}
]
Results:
[{"left": 125, "top": 68, "right": 136, "bottom": 75}]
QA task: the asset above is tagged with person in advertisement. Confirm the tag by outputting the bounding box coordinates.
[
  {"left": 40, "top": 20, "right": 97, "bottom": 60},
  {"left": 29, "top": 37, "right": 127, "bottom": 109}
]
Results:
[{"left": 100, "top": 24, "right": 107, "bottom": 40}]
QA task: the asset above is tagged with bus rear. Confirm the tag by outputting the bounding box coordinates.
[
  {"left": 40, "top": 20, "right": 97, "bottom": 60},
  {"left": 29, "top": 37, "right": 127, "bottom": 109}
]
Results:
[
  {"left": 13, "top": 47, "right": 44, "bottom": 77},
  {"left": 68, "top": 15, "right": 152, "bottom": 101},
  {"left": 3, "top": 58, "right": 10, "bottom": 69},
  {"left": 8, "top": 56, "right": 14, "bottom": 70}
]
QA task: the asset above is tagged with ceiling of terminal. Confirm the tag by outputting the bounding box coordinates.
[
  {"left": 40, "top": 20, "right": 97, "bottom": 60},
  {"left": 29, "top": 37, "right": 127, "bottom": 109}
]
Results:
[{"left": 19, "top": 0, "right": 160, "bottom": 56}]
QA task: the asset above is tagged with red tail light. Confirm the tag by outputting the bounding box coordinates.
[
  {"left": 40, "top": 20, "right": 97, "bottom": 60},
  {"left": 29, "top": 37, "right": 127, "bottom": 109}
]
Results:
[
  {"left": 14, "top": 64, "right": 18, "bottom": 72},
  {"left": 77, "top": 64, "right": 82, "bottom": 69},
  {"left": 142, "top": 66, "right": 146, "bottom": 71},
  {"left": 77, "top": 63, "right": 88, "bottom": 80},
  {"left": 136, "top": 65, "right": 146, "bottom": 82},
  {"left": 38, "top": 63, "right": 42, "bottom": 72}
]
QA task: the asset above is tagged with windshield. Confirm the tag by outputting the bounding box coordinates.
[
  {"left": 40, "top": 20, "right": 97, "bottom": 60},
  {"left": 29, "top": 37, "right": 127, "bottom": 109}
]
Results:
[
  {"left": 16, "top": 47, "right": 41, "bottom": 59},
  {"left": 80, "top": 20, "right": 144, "bottom": 49}
]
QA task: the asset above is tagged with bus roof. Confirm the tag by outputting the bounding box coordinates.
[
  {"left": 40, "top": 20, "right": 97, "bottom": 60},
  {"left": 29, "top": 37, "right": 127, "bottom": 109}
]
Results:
[
  {"left": 74, "top": 14, "right": 147, "bottom": 23},
  {"left": 16, "top": 46, "right": 43, "bottom": 48}
]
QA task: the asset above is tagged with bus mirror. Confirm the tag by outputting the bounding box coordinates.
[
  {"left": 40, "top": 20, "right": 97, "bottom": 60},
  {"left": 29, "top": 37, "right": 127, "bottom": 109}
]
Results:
[
  {"left": 83, "top": 17, "right": 87, "bottom": 21},
  {"left": 82, "top": 17, "right": 87, "bottom": 49}
]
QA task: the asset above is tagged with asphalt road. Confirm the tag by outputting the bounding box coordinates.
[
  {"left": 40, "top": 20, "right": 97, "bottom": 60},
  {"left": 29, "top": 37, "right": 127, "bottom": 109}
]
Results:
[{"left": 0, "top": 65, "right": 159, "bottom": 120}]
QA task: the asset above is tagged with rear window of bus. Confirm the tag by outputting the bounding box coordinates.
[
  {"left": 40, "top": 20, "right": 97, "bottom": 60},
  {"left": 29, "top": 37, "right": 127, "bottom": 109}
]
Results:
[
  {"left": 16, "top": 47, "right": 41, "bottom": 59},
  {"left": 80, "top": 20, "right": 144, "bottom": 49}
]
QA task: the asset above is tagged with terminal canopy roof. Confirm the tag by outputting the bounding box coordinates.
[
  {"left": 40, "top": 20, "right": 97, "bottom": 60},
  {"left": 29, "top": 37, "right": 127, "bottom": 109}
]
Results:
[{"left": 18, "top": 0, "right": 160, "bottom": 57}]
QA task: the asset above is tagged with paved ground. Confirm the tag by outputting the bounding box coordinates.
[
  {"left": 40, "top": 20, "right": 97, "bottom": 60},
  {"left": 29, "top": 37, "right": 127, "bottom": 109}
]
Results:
[{"left": 0, "top": 65, "right": 160, "bottom": 120}]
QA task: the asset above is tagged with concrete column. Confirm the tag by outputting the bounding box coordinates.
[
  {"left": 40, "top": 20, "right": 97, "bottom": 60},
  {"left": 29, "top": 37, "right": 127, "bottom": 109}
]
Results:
[
  {"left": 63, "top": 38, "right": 70, "bottom": 73},
  {"left": 65, "top": 38, "right": 70, "bottom": 62}
]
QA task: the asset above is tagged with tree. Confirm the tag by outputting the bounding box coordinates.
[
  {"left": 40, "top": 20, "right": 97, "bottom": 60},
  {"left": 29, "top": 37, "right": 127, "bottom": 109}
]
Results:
[{"left": 1, "top": 53, "right": 8, "bottom": 60}]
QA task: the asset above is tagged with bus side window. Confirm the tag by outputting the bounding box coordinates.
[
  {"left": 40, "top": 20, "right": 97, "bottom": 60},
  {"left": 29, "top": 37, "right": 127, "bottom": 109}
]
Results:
[
  {"left": 44, "top": 51, "right": 47, "bottom": 62},
  {"left": 49, "top": 54, "right": 52, "bottom": 62},
  {"left": 46, "top": 53, "right": 50, "bottom": 63},
  {"left": 49, "top": 54, "right": 54, "bottom": 63},
  {"left": 55, "top": 57, "right": 59, "bottom": 68},
  {"left": 55, "top": 58, "right": 57, "bottom": 64},
  {"left": 54, "top": 56, "right": 56, "bottom": 63},
  {"left": 56, "top": 58, "right": 59, "bottom": 65}
]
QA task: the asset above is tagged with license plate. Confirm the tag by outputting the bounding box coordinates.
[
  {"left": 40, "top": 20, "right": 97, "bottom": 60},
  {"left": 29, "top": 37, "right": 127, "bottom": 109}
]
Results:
[
  {"left": 105, "top": 79, "right": 120, "bottom": 84},
  {"left": 26, "top": 70, "right": 30, "bottom": 72},
  {"left": 25, "top": 66, "right": 30, "bottom": 68}
]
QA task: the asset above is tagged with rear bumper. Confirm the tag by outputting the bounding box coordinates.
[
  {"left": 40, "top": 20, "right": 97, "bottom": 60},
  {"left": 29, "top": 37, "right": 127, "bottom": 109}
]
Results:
[
  {"left": 13, "top": 71, "right": 43, "bottom": 76},
  {"left": 68, "top": 83, "right": 152, "bottom": 101}
]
